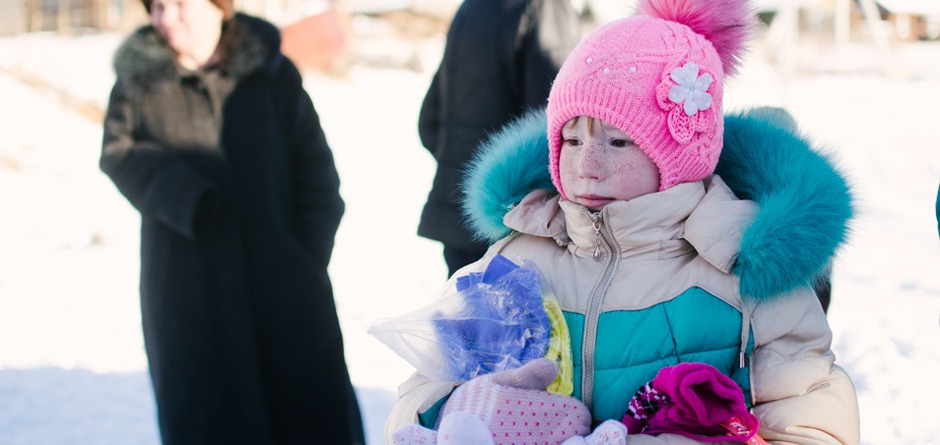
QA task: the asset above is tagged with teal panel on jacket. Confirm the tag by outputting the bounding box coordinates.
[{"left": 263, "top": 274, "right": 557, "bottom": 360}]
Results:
[
  {"left": 564, "top": 287, "right": 752, "bottom": 421},
  {"left": 564, "top": 312, "right": 584, "bottom": 401},
  {"left": 417, "top": 394, "right": 450, "bottom": 429}
]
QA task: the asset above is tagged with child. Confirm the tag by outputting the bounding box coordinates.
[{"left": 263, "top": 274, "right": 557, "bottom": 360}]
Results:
[{"left": 386, "top": 0, "right": 860, "bottom": 443}]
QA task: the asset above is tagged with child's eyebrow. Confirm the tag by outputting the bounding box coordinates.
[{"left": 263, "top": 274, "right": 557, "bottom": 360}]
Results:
[{"left": 600, "top": 122, "right": 634, "bottom": 140}]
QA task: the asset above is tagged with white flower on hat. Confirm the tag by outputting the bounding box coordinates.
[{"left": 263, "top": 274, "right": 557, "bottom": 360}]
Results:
[{"left": 667, "top": 62, "right": 713, "bottom": 116}]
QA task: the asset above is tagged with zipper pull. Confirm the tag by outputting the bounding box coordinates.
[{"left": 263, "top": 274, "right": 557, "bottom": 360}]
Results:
[{"left": 590, "top": 212, "right": 604, "bottom": 262}]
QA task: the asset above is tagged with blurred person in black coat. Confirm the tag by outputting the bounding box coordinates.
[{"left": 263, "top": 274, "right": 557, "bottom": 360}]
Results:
[
  {"left": 418, "top": 0, "right": 581, "bottom": 275},
  {"left": 99, "top": 0, "right": 363, "bottom": 442}
]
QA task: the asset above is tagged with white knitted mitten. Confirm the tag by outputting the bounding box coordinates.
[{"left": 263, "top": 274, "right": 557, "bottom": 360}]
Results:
[{"left": 562, "top": 420, "right": 628, "bottom": 445}]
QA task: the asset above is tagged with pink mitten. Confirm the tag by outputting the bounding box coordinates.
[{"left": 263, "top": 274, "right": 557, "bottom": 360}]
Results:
[{"left": 440, "top": 358, "right": 591, "bottom": 445}]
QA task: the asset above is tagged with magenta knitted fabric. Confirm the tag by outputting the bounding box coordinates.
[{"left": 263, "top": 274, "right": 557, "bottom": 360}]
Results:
[
  {"left": 547, "top": 14, "right": 727, "bottom": 197},
  {"left": 621, "top": 362, "right": 760, "bottom": 442},
  {"left": 441, "top": 360, "right": 591, "bottom": 445}
]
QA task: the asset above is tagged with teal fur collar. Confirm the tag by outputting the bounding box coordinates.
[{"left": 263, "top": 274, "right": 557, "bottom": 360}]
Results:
[{"left": 461, "top": 108, "right": 853, "bottom": 300}]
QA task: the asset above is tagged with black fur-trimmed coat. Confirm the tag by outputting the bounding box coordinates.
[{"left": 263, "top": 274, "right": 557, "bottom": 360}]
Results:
[{"left": 100, "top": 13, "right": 363, "bottom": 444}]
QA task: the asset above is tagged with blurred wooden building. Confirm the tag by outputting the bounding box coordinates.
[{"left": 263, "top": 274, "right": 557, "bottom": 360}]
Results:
[
  {"left": 0, "top": 0, "right": 146, "bottom": 35},
  {"left": 0, "top": 0, "right": 459, "bottom": 73}
]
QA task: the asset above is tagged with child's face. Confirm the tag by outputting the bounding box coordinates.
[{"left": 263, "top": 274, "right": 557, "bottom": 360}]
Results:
[{"left": 559, "top": 117, "right": 660, "bottom": 210}]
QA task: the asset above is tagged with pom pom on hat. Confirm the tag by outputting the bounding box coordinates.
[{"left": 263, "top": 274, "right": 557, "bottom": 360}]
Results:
[
  {"left": 635, "top": 0, "right": 756, "bottom": 76},
  {"left": 547, "top": 0, "right": 758, "bottom": 198}
]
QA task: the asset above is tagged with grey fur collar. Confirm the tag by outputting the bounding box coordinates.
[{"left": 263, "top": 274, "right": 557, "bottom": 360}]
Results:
[{"left": 113, "top": 13, "right": 280, "bottom": 97}]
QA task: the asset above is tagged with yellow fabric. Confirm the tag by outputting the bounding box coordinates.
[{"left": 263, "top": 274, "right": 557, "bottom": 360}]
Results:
[{"left": 543, "top": 296, "right": 574, "bottom": 395}]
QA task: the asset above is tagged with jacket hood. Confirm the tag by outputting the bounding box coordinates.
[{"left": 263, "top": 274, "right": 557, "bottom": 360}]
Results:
[
  {"left": 113, "top": 13, "right": 281, "bottom": 98},
  {"left": 462, "top": 107, "right": 853, "bottom": 300}
]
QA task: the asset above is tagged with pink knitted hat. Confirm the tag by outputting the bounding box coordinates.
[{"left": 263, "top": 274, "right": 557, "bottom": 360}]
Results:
[{"left": 547, "top": 0, "right": 756, "bottom": 198}]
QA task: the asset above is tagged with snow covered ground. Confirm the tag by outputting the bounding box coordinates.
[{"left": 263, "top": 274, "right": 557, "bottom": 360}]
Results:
[{"left": 1, "top": 21, "right": 938, "bottom": 445}]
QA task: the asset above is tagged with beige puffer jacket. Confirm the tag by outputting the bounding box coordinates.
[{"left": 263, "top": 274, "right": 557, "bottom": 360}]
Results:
[{"left": 386, "top": 176, "right": 859, "bottom": 445}]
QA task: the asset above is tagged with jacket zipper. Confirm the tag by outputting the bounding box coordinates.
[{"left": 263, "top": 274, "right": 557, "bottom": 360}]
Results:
[{"left": 581, "top": 210, "right": 620, "bottom": 412}]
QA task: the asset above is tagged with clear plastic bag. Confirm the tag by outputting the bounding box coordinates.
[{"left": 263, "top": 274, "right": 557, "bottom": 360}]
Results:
[{"left": 369, "top": 254, "right": 573, "bottom": 394}]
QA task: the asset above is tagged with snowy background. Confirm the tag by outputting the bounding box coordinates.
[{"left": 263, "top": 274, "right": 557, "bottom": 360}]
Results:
[{"left": 1, "top": 10, "right": 939, "bottom": 445}]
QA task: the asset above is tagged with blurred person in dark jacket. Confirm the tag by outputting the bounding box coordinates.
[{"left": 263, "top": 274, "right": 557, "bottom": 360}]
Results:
[
  {"left": 99, "top": 0, "right": 363, "bottom": 442},
  {"left": 418, "top": 0, "right": 581, "bottom": 275}
]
